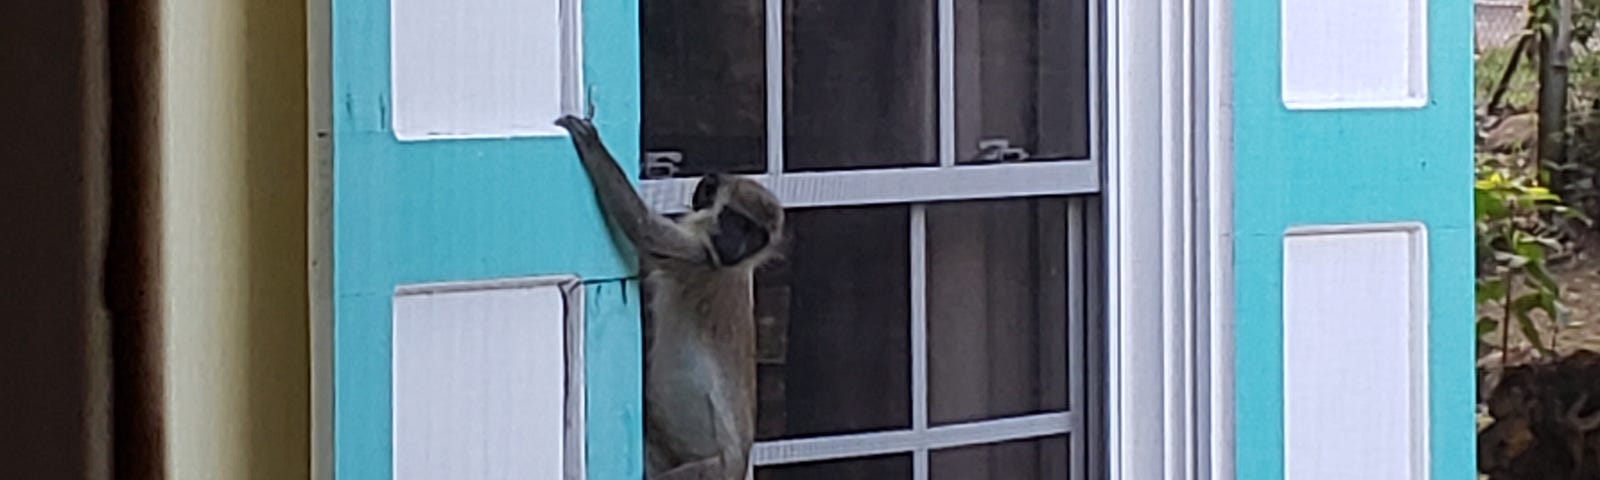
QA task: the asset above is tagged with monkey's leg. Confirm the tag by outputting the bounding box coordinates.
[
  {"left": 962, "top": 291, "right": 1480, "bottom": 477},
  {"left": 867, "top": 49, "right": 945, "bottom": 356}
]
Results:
[{"left": 649, "top": 455, "right": 724, "bottom": 480}]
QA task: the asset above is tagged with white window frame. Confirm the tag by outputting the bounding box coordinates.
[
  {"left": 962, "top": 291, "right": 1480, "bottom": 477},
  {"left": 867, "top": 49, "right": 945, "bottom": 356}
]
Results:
[
  {"left": 304, "top": 0, "right": 1235, "bottom": 475},
  {"left": 641, "top": 0, "right": 1104, "bottom": 477},
  {"left": 1104, "top": 0, "right": 1233, "bottom": 476}
]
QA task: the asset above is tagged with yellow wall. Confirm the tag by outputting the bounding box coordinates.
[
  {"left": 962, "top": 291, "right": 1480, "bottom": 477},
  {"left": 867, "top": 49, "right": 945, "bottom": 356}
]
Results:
[{"left": 158, "top": 0, "right": 309, "bottom": 477}]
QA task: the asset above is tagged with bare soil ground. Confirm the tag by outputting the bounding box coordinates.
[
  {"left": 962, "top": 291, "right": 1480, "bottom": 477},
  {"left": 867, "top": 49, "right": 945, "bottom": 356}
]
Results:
[{"left": 1477, "top": 237, "right": 1600, "bottom": 479}]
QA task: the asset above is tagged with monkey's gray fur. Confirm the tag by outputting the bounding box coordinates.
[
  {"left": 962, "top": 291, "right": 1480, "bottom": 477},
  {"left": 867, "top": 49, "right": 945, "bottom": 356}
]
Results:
[{"left": 556, "top": 115, "right": 783, "bottom": 480}]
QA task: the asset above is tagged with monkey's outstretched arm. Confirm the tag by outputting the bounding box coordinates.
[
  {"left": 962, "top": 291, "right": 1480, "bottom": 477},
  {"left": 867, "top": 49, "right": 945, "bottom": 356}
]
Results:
[{"left": 555, "top": 115, "right": 709, "bottom": 263}]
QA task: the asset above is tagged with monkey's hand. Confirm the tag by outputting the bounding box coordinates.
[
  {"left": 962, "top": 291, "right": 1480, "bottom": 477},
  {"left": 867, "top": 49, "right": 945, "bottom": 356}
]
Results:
[{"left": 555, "top": 115, "right": 601, "bottom": 153}]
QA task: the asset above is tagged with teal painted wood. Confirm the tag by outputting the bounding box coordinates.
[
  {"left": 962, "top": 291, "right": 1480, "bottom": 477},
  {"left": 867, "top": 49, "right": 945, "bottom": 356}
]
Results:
[
  {"left": 1231, "top": 0, "right": 1475, "bottom": 478},
  {"left": 331, "top": 0, "right": 645, "bottom": 478}
]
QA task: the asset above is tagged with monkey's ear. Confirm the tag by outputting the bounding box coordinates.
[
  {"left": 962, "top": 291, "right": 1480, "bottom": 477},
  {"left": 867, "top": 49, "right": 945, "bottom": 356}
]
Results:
[
  {"left": 710, "top": 210, "right": 770, "bottom": 267},
  {"left": 691, "top": 174, "right": 721, "bottom": 211}
]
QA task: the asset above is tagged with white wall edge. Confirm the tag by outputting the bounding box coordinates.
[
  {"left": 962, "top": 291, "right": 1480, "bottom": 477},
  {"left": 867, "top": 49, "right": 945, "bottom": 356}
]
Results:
[
  {"left": 1110, "top": 0, "right": 1225, "bottom": 474},
  {"left": 1107, "top": 0, "right": 1182, "bottom": 474},
  {"left": 307, "top": 0, "right": 334, "bottom": 476},
  {"left": 1200, "top": 0, "right": 1236, "bottom": 472}
]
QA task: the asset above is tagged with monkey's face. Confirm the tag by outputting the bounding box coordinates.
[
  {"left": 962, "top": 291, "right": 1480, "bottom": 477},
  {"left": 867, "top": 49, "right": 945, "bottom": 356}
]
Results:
[{"left": 691, "top": 174, "right": 784, "bottom": 268}]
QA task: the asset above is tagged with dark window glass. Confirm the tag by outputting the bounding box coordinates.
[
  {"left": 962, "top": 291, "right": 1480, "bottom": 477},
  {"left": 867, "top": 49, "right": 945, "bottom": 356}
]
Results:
[
  {"left": 955, "top": 0, "right": 1091, "bottom": 163},
  {"left": 640, "top": 0, "right": 767, "bottom": 177},
  {"left": 929, "top": 435, "right": 1070, "bottom": 479},
  {"left": 783, "top": 0, "right": 938, "bottom": 171},
  {"left": 756, "top": 453, "right": 913, "bottom": 480},
  {"left": 926, "top": 197, "right": 1070, "bottom": 425},
  {"left": 755, "top": 206, "right": 912, "bottom": 439}
]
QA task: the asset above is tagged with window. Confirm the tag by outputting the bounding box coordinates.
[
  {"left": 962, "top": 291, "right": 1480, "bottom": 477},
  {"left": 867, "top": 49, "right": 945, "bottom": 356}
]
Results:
[{"left": 641, "top": 0, "right": 1101, "bottom": 477}]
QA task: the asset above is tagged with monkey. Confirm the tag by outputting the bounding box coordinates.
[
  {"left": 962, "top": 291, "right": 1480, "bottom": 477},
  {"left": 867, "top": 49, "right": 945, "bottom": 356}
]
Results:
[{"left": 554, "top": 115, "right": 783, "bottom": 480}]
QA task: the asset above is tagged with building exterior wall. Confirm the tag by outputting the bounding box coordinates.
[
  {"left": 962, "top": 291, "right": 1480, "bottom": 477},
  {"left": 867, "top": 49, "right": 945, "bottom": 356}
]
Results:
[
  {"left": 330, "top": 0, "right": 645, "bottom": 478},
  {"left": 1230, "top": 0, "right": 1476, "bottom": 477}
]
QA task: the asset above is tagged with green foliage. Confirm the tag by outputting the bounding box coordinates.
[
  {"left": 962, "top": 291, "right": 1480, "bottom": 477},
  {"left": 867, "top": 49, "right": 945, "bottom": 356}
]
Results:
[
  {"left": 1476, "top": 44, "right": 1540, "bottom": 113},
  {"left": 1475, "top": 154, "right": 1590, "bottom": 355},
  {"left": 1478, "top": 44, "right": 1537, "bottom": 109}
]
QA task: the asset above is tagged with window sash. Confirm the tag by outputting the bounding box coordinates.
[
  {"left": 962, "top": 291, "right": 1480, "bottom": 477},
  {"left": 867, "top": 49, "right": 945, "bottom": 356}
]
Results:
[
  {"left": 637, "top": 0, "right": 1103, "bottom": 475},
  {"left": 745, "top": 196, "right": 1093, "bottom": 480},
  {"left": 640, "top": 161, "right": 1099, "bottom": 214},
  {"left": 641, "top": 0, "right": 1101, "bottom": 212}
]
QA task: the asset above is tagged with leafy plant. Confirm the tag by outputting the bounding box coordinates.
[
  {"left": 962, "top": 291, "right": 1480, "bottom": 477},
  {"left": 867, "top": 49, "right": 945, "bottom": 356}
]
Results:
[
  {"left": 1476, "top": 44, "right": 1540, "bottom": 114},
  {"left": 1475, "top": 153, "right": 1590, "bottom": 358}
]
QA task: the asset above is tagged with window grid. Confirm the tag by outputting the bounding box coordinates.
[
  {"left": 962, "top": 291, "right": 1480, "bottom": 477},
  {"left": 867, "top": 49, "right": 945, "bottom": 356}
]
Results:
[
  {"left": 764, "top": 0, "right": 783, "bottom": 175},
  {"left": 938, "top": 0, "right": 956, "bottom": 168},
  {"left": 742, "top": 198, "right": 1090, "bottom": 478},
  {"left": 1067, "top": 197, "right": 1089, "bottom": 480},
  {"left": 639, "top": 0, "right": 1103, "bottom": 213},
  {"left": 910, "top": 204, "right": 930, "bottom": 478},
  {"left": 638, "top": 0, "right": 1102, "bottom": 476}
]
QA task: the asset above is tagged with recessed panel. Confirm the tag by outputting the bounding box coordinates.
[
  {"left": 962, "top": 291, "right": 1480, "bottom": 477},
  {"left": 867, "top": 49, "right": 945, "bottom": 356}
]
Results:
[
  {"left": 1281, "top": 0, "right": 1427, "bottom": 109},
  {"left": 392, "top": 276, "right": 585, "bottom": 479},
  {"left": 391, "top": 0, "right": 582, "bottom": 140},
  {"left": 1283, "top": 224, "right": 1428, "bottom": 480}
]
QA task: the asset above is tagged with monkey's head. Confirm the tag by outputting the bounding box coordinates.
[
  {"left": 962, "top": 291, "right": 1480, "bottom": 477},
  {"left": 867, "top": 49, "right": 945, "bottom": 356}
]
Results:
[{"left": 689, "top": 174, "right": 784, "bottom": 269}]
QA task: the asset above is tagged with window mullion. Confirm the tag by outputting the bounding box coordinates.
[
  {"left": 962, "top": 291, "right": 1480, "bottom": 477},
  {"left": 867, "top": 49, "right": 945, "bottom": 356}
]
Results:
[
  {"left": 1068, "top": 197, "right": 1089, "bottom": 478},
  {"left": 938, "top": 0, "right": 955, "bottom": 168},
  {"left": 910, "top": 204, "right": 930, "bottom": 480},
  {"left": 765, "top": 0, "right": 785, "bottom": 176}
]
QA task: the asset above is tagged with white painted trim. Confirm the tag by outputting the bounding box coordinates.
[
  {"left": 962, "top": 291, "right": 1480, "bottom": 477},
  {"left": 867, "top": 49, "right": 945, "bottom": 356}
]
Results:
[
  {"left": 391, "top": 275, "right": 589, "bottom": 480},
  {"left": 640, "top": 161, "right": 1100, "bottom": 213},
  {"left": 559, "top": 0, "right": 586, "bottom": 117},
  {"left": 563, "top": 280, "right": 588, "bottom": 480},
  {"left": 1279, "top": 0, "right": 1429, "bottom": 110},
  {"left": 763, "top": 0, "right": 783, "bottom": 175},
  {"left": 307, "top": 0, "right": 334, "bottom": 476},
  {"left": 1200, "top": 0, "right": 1236, "bottom": 471},
  {"left": 1283, "top": 98, "right": 1431, "bottom": 111},
  {"left": 1281, "top": 222, "right": 1430, "bottom": 480},
  {"left": 751, "top": 412, "right": 1076, "bottom": 466},
  {"left": 1067, "top": 198, "right": 1090, "bottom": 480},
  {"left": 388, "top": 0, "right": 586, "bottom": 140},
  {"left": 1105, "top": 0, "right": 1166, "bottom": 474},
  {"left": 937, "top": 0, "right": 955, "bottom": 168},
  {"left": 1107, "top": 0, "right": 1224, "bottom": 474},
  {"left": 908, "top": 205, "right": 930, "bottom": 480},
  {"left": 1088, "top": 0, "right": 1103, "bottom": 165},
  {"left": 1159, "top": 0, "right": 1200, "bottom": 474}
]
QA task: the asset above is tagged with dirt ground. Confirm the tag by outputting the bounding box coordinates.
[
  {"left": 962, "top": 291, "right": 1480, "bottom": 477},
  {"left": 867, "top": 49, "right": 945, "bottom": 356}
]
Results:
[
  {"left": 1549, "top": 251, "right": 1600, "bottom": 354},
  {"left": 1475, "top": 241, "right": 1600, "bottom": 479}
]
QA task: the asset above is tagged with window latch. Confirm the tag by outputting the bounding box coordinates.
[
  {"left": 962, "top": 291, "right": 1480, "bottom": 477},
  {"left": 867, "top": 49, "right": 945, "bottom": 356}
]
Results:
[{"left": 973, "top": 138, "right": 1031, "bottom": 163}]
